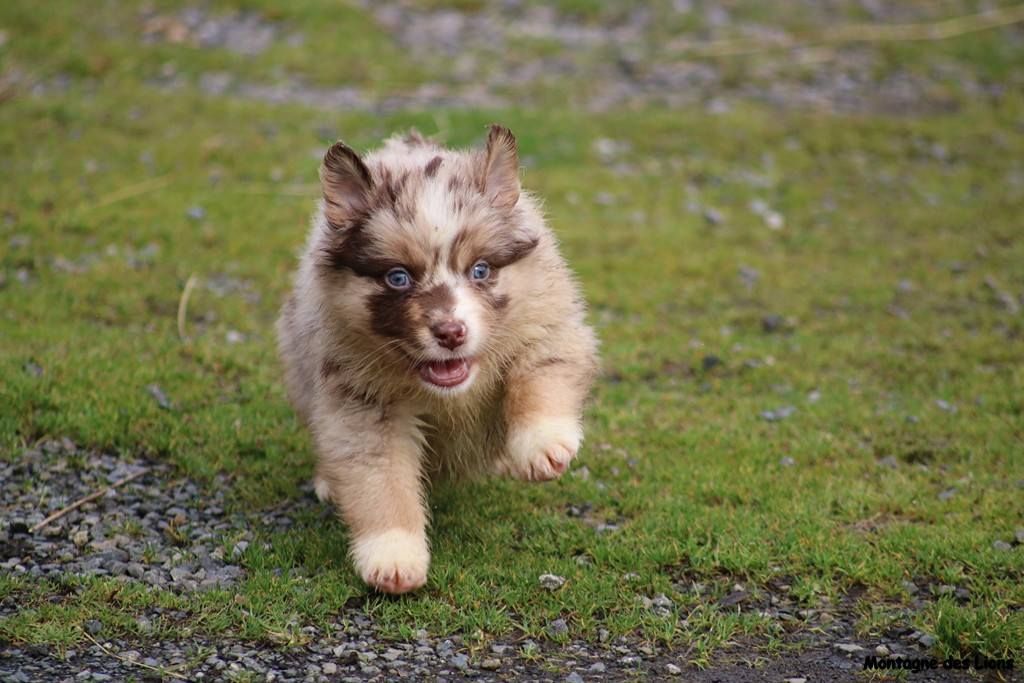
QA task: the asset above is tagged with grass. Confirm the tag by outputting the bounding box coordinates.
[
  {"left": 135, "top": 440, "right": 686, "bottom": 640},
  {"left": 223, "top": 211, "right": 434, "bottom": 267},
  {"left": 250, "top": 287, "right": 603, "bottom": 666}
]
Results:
[{"left": 2, "top": 0, "right": 1024, "bottom": 666}]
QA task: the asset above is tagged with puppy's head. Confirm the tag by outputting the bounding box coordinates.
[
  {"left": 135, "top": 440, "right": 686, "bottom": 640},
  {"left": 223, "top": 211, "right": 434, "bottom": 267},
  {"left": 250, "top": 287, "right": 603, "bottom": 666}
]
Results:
[{"left": 316, "top": 125, "right": 539, "bottom": 397}]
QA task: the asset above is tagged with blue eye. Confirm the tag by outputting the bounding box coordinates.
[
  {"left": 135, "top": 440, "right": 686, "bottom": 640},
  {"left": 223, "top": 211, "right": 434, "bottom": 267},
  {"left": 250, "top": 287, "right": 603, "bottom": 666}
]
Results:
[
  {"left": 470, "top": 261, "right": 490, "bottom": 281},
  {"left": 385, "top": 268, "right": 411, "bottom": 290}
]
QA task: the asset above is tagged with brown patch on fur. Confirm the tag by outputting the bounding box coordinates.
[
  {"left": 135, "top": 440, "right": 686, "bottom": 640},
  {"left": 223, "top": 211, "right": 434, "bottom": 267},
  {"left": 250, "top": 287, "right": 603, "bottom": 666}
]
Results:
[
  {"left": 418, "top": 283, "right": 455, "bottom": 314},
  {"left": 321, "top": 226, "right": 428, "bottom": 280},
  {"left": 451, "top": 226, "right": 539, "bottom": 272},
  {"left": 320, "top": 358, "right": 341, "bottom": 379},
  {"left": 369, "top": 289, "right": 416, "bottom": 339},
  {"left": 424, "top": 156, "right": 443, "bottom": 178}
]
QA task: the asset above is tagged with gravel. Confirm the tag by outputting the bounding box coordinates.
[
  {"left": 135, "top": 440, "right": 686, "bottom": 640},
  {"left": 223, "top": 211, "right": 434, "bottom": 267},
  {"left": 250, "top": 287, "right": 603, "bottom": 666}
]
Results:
[
  {"left": 141, "top": 6, "right": 290, "bottom": 55},
  {"left": 0, "top": 440, "right": 985, "bottom": 681},
  {"left": 0, "top": 440, "right": 301, "bottom": 594},
  {"left": 127, "top": 2, "right": 1016, "bottom": 116}
]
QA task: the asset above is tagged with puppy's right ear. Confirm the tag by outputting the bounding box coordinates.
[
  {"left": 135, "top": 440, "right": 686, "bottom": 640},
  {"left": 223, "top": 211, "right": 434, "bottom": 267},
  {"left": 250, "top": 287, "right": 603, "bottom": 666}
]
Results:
[{"left": 321, "top": 142, "right": 373, "bottom": 228}]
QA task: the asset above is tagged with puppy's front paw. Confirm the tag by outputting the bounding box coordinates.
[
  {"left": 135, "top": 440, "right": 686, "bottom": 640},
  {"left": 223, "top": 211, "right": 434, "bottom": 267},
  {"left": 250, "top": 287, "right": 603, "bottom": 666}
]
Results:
[
  {"left": 350, "top": 528, "right": 429, "bottom": 595},
  {"left": 501, "top": 416, "right": 582, "bottom": 482}
]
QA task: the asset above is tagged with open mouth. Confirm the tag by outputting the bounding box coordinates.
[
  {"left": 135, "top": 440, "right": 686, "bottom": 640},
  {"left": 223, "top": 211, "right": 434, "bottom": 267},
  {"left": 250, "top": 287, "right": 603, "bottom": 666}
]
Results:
[{"left": 418, "top": 358, "right": 473, "bottom": 389}]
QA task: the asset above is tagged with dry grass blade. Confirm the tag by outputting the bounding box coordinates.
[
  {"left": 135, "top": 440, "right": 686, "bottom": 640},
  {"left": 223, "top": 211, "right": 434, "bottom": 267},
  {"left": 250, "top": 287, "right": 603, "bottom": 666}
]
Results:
[
  {"left": 77, "top": 174, "right": 174, "bottom": 213},
  {"left": 30, "top": 469, "right": 149, "bottom": 533},
  {"left": 177, "top": 273, "right": 199, "bottom": 342},
  {"left": 82, "top": 631, "right": 186, "bottom": 677}
]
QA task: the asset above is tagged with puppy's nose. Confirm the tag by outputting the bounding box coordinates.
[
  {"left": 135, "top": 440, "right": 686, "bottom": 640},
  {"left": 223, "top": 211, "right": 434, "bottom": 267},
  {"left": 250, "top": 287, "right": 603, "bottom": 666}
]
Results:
[{"left": 431, "top": 320, "right": 467, "bottom": 350}]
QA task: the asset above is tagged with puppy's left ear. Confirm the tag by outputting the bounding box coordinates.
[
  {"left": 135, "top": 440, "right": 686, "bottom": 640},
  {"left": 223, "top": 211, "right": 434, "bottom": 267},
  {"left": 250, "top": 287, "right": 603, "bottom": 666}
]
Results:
[
  {"left": 478, "top": 124, "right": 520, "bottom": 210},
  {"left": 321, "top": 141, "right": 374, "bottom": 229}
]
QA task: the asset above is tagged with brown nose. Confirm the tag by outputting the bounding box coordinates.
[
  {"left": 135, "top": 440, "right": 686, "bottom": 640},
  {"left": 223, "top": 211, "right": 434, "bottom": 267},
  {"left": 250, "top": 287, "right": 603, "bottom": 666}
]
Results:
[{"left": 431, "top": 320, "right": 467, "bottom": 350}]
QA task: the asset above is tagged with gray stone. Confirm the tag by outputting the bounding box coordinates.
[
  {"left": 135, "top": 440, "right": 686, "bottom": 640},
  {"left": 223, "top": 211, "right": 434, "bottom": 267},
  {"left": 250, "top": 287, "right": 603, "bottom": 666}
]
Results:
[
  {"left": 761, "top": 406, "right": 796, "bottom": 422},
  {"left": 538, "top": 573, "right": 566, "bottom": 590},
  {"left": 834, "top": 643, "right": 864, "bottom": 654},
  {"left": 761, "top": 314, "right": 785, "bottom": 333},
  {"left": 547, "top": 618, "right": 569, "bottom": 636}
]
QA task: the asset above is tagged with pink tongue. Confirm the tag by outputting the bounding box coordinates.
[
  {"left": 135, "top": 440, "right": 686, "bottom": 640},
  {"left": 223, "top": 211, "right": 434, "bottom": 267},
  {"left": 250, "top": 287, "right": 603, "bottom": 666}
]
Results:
[{"left": 420, "top": 359, "right": 469, "bottom": 387}]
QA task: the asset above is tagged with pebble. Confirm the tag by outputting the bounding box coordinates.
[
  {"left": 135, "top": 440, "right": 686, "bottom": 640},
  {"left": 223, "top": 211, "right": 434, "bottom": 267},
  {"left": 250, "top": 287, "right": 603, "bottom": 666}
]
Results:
[
  {"left": 874, "top": 644, "right": 890, "bottom": 656},
  {"left": 146, "top": 384, "right": 174, "bottom": 410},
  {"left": 918, "top": 634, "right": 937, "bottom": 648},
  {"left": 834, "top": 643, "right": 864, "bottom": 654},
  {"left": 993, "top": 540, "right": 1012, "bottom": 551},
  {"left": 701, "top": 354, "right": 723, "bottom": 371},
  {"left": 539, "top": 573, "right": 566, "bottom": 590},
  {"left": 565, "top": 673, "right": 584, "bottom": 683},
  {"left": 761, "top": 406, "right": 796, "bottom": 422},
  {"left": 322, "top": 662, "right": 337, "bottom": 674},
  {"left": 480, "top": 658, "right": 500, "bottom": 670},
  {"left": 702, "top": 208, "right": 724, "bottom": 226},
  {"left": 761, "top": 314, "right": 785, "bottom": 333},
  {"left": 666, "top": 662, "right": 682, "bottom": 675},
  {"left": 548, "top": 618, "right": 569, "bottom": 636}
]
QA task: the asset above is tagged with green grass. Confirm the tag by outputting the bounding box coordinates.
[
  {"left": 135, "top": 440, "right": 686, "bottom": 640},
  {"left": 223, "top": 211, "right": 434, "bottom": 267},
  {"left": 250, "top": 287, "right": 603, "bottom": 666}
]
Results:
[{"left": 2, "top": 0, "right": 1023, "bottom": 666}]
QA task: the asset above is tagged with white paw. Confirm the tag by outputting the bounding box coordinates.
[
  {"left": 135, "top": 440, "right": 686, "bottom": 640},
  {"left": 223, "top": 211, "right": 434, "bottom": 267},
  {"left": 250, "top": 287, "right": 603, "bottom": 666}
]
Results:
[
  {"left": 313, "top": 475, "right": 331, "bottom": 502},
  {"left": 501, "top": 416, "right": 582, "bottom": 482},
  {"left": 350, "top": 528, "right": 430, "bottom": 595}
]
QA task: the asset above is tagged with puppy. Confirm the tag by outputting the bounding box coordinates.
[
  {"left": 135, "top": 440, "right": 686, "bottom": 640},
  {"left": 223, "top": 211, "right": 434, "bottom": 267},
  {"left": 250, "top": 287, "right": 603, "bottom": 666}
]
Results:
[{"left": 276, "top": 125, "right": 598, "bottom": 594}]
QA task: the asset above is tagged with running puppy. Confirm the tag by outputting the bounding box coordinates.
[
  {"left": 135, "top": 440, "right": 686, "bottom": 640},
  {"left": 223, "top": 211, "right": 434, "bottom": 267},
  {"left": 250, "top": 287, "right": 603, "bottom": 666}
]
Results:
[{"left": 277, "top": 126, "right": 598, "bottom": 593}]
